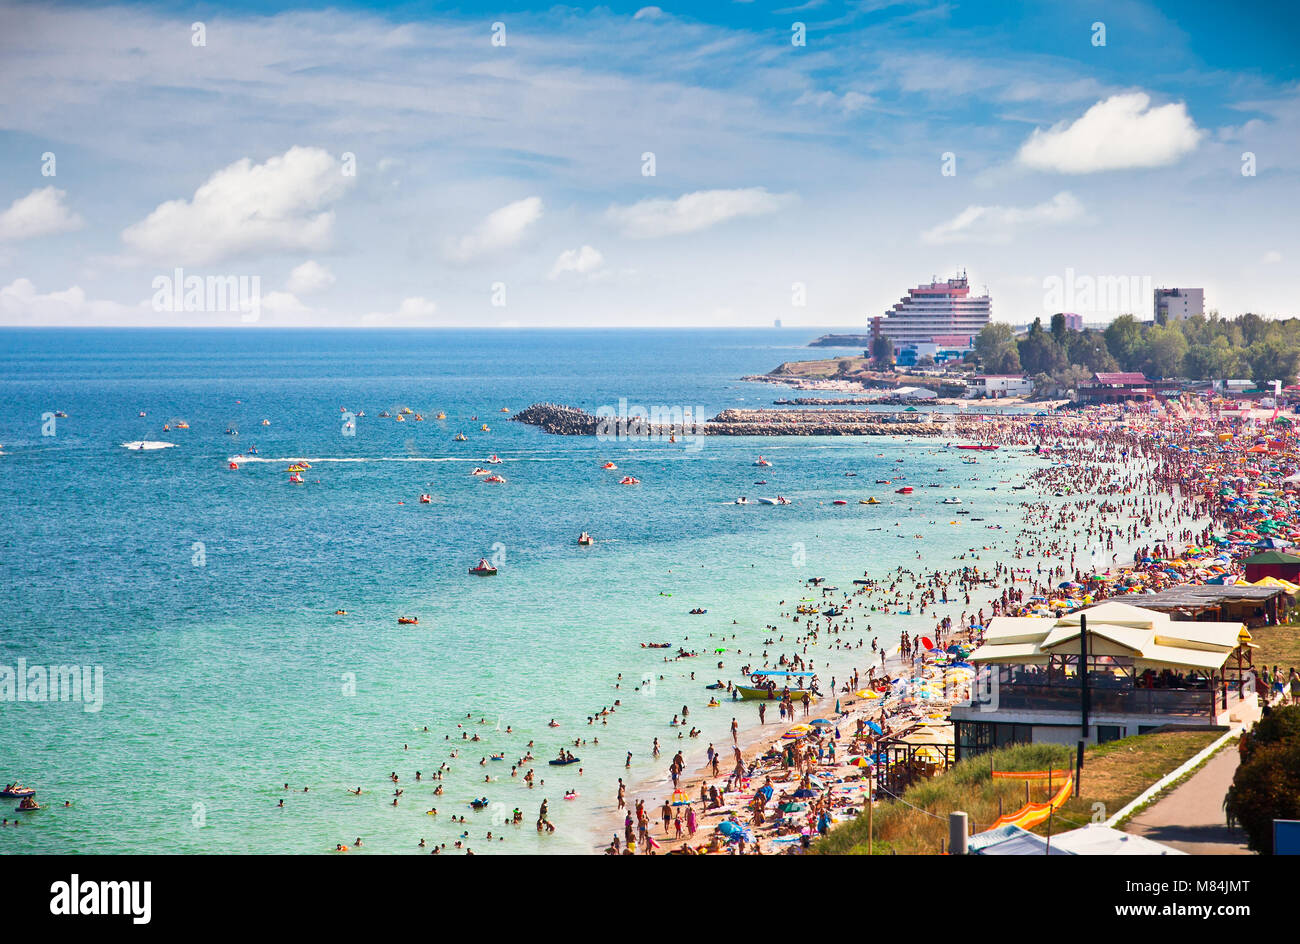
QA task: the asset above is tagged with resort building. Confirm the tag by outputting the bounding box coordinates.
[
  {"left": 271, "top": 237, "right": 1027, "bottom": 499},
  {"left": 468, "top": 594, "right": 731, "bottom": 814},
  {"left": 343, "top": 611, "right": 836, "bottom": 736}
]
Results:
[
  {"left": 964, "top": 375, "right": 1033, "bottom": 399},
  {"left": 873, "top": 272, "right": 990, "bottom": 355},
  {"left": 950, "top": 601, "right": 1258, "bottom": 760},
  {"left": 1076, "top": 371, "right": 1154, "bottom": 403},
  {"left": 1154, "top": 287, "right": 1204, "bottom": 323}
]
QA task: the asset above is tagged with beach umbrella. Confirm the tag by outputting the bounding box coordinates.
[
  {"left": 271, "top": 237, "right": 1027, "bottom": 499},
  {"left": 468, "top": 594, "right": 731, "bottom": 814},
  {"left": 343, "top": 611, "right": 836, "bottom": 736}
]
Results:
[
  {"left": 811, "top": 718, "right": 835, "bottom": 726},
  {"left": 793, "top": 788, "right": 817, "bottom": 799},
  {"left": 778, "top": 801, "right": 807, "bottom": 813}
]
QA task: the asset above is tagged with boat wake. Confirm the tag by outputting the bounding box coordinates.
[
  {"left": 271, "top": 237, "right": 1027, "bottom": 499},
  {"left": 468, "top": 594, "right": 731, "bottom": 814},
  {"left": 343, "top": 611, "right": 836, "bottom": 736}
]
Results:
[{"left": 122, "top": 441, "right": 177, "bottom": 450}]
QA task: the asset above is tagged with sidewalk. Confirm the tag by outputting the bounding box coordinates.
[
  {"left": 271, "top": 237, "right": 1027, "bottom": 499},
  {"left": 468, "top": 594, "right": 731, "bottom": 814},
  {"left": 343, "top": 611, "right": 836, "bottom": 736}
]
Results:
[{"left": 1121, "top": 745, "right": 1251, "bottom": 855}]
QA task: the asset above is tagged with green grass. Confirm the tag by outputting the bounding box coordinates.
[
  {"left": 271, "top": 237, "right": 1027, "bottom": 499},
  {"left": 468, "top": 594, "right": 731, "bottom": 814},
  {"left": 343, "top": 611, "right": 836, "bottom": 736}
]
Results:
[
  {"left": 813, "top": 729, "right": 1221, "bottom": 855},
  {"left": 1245, "top": 624, "right": 1300, "bottom": 673}
]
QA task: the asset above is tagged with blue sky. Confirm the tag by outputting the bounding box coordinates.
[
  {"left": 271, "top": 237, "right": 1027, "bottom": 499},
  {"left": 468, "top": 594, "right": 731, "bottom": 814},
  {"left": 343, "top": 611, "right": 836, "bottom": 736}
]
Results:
[{"left": 0, "top": 0, "right": 1296, "bottom": 326}]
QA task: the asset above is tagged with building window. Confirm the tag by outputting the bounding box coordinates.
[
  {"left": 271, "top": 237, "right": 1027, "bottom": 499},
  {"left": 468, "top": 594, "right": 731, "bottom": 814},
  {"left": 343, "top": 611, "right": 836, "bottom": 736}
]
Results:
[{"left": 1097, "top": 725, "right": 1124, "bottom": 744}]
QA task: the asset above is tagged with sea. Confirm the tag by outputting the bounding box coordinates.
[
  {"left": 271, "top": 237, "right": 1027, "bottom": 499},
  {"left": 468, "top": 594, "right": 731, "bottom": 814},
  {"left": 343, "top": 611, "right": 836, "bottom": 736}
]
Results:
[{"left": 0, "top": 328, "right": 1041, "bottom": 853}]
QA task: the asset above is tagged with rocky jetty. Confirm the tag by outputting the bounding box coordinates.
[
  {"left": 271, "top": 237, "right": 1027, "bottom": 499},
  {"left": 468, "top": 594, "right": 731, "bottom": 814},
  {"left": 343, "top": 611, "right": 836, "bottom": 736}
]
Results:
[
  {"left": 512, "top": 403, "right": 945, "bottom": 437},
  {"left": 511, "top": 402, "right": 602, "bottom": 435}
]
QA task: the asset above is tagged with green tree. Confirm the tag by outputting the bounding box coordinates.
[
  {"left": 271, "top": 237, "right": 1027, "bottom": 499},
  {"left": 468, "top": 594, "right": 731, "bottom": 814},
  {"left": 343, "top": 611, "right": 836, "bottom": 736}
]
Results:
[
  {"left": 1103, "top": 315, "right": 1145, "bottom": 371},
  {"left": 1018, "top": 319, "right": 1067, "bottom": 375},
  {"left": 1225, "top": 736, "right": 1300, "bottom": 854},
  {"left": 871, "top": 334, "right": 893, "bottom": 366},
  {"left": 1142, "top": 323, "right": 1188, "bottom": 379}
]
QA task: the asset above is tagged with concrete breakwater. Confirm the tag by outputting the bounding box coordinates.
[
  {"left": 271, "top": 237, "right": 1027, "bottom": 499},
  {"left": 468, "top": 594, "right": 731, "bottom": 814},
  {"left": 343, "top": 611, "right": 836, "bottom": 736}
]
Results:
[{"left": 511, "top": 403, "right": 946, "bottom": 436}]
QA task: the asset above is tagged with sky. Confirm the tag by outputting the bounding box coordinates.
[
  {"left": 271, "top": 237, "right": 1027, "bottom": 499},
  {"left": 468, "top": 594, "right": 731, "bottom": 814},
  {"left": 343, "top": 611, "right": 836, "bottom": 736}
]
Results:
[{"left": 0, "top": 0, "right": 1297, "bottom": 327}]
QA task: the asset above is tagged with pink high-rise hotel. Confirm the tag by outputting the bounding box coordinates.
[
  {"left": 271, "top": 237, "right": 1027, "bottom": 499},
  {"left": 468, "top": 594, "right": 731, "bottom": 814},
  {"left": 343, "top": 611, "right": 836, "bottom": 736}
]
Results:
[{"left": 871, "top": 271, "right": 991, "bottom": 355}]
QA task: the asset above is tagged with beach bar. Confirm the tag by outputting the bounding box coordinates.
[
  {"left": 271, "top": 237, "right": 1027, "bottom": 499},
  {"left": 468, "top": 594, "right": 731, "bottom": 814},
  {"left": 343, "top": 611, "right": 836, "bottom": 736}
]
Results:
[{"left": 950, "top": 602, "right": 1258, "bottom": 760}]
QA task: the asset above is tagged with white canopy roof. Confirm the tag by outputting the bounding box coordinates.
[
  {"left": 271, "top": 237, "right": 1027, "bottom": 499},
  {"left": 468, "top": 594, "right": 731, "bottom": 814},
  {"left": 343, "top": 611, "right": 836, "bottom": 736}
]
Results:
[{"left": 971, "top": 602, "right": 1242, "bottom": 673}]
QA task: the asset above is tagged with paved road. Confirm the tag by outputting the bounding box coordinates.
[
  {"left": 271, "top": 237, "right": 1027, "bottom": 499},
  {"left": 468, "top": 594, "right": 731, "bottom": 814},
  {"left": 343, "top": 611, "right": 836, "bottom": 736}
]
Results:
[{"left": 1123, "top": 746, "right": 1252, "bottom": 854}]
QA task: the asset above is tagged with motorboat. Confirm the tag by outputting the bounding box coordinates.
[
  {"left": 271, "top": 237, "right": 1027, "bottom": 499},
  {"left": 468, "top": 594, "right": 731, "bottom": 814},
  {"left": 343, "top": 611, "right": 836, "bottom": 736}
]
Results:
[
  {"left": 734, "top": 497, "right": 751, "bottom": 504},
  {"left": 941, "top": 497, "right": 962, "bottom": 504},
  {"left": 487, "top": 455, "right": 502, "bottom": 464}
]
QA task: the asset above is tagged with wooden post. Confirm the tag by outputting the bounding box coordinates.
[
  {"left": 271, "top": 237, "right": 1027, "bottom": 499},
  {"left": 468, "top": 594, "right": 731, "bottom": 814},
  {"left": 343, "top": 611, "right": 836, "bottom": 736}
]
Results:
[{"left": 867, "top": 792, "right": 873, "bottom": 855}]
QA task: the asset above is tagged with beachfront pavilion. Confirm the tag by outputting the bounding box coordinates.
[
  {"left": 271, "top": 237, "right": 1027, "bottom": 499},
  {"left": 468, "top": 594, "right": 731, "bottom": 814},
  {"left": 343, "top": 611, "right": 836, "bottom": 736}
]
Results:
[
  {"left": 1132, "top": 584, "right": 1290, "bottom": 627},
  {"left": 950, "top": 601, "right": 1257, "bottom": 760}
]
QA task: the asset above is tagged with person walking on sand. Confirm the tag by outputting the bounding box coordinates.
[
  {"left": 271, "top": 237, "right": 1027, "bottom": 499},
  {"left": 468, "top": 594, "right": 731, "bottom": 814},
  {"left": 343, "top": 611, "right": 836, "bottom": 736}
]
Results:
[{"left": 686, "top": 804, "right": 697, "bottom": 837}]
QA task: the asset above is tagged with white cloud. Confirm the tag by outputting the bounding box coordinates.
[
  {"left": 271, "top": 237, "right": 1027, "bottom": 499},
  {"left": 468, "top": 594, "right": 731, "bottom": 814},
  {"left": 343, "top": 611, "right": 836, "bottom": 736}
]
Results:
[
  {"left": 633, "top": 6, "right": 663, "bottom": 19},
  {"left": 0, "top": 187, "right": 84, "bottom": 241},
  {"left": 921, "top": 191, "right": 1084, "bottom": 244},
  {"left": 262, "top": 291, "right": 310, "bottom": 315},
  {"left": 606, "top": 188, "right": 791, "bottom": 238},
  {"left": 795, "top": 89, "right": 872, "bottom": 114},
  {"left": 361, "top": 296, "right": 437, "bottom": 325},
  {"left": 1262, "top": 250, "right": 1283, "bottom": 264},
  {"left": 122, "top": 146, "right": 354, "bottom": 264},
  {"left": 0, "top": 277, "right": 134, "bottom": 323},
  {"left": 1017, "top": 93, "right": 1203, "bottom": 173},
  {"left": 286, "top": 260, "right": 335, "bottom": 295},
  {"left": 549, "top": 245, "right": 605, "bottom": 280},
  {"left": 447, "top": 197, "right": 543, "bottom": 263}
]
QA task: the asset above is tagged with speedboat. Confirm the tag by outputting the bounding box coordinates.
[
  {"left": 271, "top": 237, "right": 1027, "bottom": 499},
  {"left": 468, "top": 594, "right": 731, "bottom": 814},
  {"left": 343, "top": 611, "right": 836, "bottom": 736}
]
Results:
[
  {"left": 734, "top": 497, "right": 751, "bottom": 504},
  {"left": 756, "top": 497, "right": 778, "bottom": 505},
  {"left": 469, "top": 559, "right": 498, "bottom": 576},
  {"left": 941, "top": 497, "right": 962, "bottom": 504}
]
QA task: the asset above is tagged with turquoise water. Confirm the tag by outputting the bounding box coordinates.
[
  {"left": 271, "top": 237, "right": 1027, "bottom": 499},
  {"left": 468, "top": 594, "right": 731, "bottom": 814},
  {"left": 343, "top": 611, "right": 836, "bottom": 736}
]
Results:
[{"left": 0, "top": 328, "right": 1034, "bottom": 853}]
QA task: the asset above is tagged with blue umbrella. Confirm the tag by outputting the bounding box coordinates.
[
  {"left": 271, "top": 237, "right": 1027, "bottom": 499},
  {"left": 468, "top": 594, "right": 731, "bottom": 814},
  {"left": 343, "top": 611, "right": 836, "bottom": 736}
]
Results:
[{"left": 865, "top": 720, "right": 884, "bottom": 735}]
